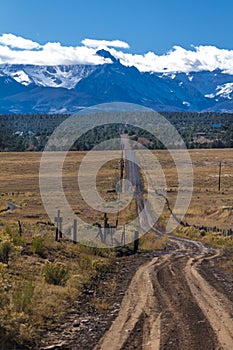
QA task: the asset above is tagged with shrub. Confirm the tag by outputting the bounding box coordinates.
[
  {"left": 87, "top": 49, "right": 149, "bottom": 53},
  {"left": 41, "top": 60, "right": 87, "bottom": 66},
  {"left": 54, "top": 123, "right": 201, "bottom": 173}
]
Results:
[
  {"left": 42, "top": 262, "right": 69, "bottom": 286},
  {"left": 78, "top": 255, "right": 93, "bottom": 270},
  {"left": 5, "top": 226, "right": 12, "bottom": 236},
  {"left": 32, "top": 237, "right": 45, "bottom": 257},
  {"left": 92, "top": 259, "right": 110, "bottom": 273},
  {"left": 200, "top": 229, "right": 206, "bottom": 237},
  {"left": 12, "top": 281, "right": 34, "bottom": 313}
]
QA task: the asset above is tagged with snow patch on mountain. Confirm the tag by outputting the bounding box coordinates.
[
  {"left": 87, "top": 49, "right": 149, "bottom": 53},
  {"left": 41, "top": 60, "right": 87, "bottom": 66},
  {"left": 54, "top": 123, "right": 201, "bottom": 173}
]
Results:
[
  {"left": 205, "top": 82, "right": 233, "bottom": 100},
  {"left": 216, "top": 83, "right": 233, "bottom": 99},
  {"left": 205, "top": 93, "right": 215, "bottom": 99},
  {"left": 187, "top": 74, "right": 193, "bottom": 82},
  {"left": 0, "top": 64, "right": 98, "bottom": 89},
  {"left": 11, "top": 70, "right": 32, "bottom": 85}
]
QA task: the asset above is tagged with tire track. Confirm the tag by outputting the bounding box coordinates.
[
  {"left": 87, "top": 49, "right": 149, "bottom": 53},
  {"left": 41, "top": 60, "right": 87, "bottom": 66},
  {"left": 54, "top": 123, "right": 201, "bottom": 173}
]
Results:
[
  {"left": 94, "top": 257, "right": 165, "bottom": 350},
  {"left": 151, "top": 255, "right": 218, "bottom": 349},
  {"left": 185, "top": 253, "right": 233, "bottom": 350}
]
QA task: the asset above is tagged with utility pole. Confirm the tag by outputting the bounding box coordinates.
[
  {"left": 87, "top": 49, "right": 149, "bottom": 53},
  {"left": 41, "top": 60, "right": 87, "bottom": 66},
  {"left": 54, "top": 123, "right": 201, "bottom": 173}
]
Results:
[{"left": 119, "top": 150, "right": 124, "bottom": 193}]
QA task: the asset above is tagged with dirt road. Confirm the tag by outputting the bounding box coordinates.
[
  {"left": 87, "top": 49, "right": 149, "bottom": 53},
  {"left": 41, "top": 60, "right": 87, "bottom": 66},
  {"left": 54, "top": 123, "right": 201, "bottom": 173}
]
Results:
[
  {"left": 39, "top": 237, "right": 233, "bottom": 350},
  {"left": 94, "top": 136, "right": 233, "bottom": 350},
  {"left": 95, "top": 237, "right": 233, "bottom": 350},
  {"left": 39, "top": 143, "right": 233, "bottom": 350}
]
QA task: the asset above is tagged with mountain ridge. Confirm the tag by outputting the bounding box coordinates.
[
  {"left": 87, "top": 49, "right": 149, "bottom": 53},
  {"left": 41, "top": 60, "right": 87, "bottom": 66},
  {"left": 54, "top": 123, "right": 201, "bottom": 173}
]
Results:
[{"left": 0, "top": 50, "right": 232, "bottom": 113}]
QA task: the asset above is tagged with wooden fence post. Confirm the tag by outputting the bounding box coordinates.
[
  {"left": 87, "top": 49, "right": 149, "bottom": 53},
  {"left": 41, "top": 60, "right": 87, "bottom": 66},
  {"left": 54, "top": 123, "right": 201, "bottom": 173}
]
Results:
[
  {"left": 103, "top": 213, "right": 108, "bottom": 244},
  {"left": 218, "top": 161, "right": 222, "bottom": 192},
  {"left": 54, "top": 210, "right": 63, "bottom": 241},
  {"left": 73, "top": 219, "right": 77, "bottom": 244},
  {"left": 109, "top": 226, "right": 112, "bottom": 246},
  {"left": 119, "top": 150, "right": 124, "bottom": 193},
  {"left": 121, "top": 225, "right": 126, "bottom": 246},
  {"left": 134, "top": 230, "right": 139, "bottom": 253},
  {"left": 18, "top": 220, "right": 22, "bottom": 237}
]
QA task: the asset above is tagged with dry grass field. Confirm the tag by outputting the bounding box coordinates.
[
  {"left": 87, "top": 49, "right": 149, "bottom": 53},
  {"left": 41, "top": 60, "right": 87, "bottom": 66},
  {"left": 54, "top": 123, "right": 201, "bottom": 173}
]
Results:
[
  {"left": 0, "top": 151, "right": 135, "bottom": 231},
  {"left": 152, "top": 148, "right": 233, "bottom": 230},
  {"left": 0, "top": 149, "right": 232, "bottom": 231}
]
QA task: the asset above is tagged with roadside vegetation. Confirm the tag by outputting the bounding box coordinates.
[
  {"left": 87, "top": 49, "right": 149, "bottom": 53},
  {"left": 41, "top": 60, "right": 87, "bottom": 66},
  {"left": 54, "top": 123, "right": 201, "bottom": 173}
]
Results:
[
  {"left": 139, "top": 232, "right": 168, "bottom": 251},
  {"left": 0, "top": 220, "right": 170, "bottom": 349},
  {"left": 0, "top": 223, "right": 116, "bottom": 349},
  {"left": 174, "top": 225, "right": 233, "bottom": 249}
]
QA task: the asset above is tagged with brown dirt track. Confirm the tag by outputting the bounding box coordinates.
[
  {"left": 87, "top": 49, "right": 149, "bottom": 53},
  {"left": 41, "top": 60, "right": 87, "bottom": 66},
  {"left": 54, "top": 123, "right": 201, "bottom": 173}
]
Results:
[
  {"left": 94, "top": 237, "right": 233, "bottom": 350},
  {"left": 39, "top": 237, "right": 233, "bottom": 350}
]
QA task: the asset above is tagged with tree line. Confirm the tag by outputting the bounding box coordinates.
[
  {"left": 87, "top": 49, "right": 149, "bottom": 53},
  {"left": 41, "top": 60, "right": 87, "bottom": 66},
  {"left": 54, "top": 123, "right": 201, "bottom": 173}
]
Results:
[{"left": 0, "top": 112, "right": 232, "bottom": 151}]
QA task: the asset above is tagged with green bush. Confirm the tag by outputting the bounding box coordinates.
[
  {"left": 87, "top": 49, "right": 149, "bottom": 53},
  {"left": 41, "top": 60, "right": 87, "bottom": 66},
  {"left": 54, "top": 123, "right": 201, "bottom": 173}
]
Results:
[
  {"left": 32, "top": 237, "right": 45, "bottom": 257},
  {"left": 42, "top": 262, "right": 69, "bottom": 286}
]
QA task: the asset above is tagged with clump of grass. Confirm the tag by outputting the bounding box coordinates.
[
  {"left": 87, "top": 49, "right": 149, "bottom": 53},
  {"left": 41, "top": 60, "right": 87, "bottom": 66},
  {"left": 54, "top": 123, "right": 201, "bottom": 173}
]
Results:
[
  {"left": 2, "top": 225, "right": 25, "bottom": 248},
  {"left": 5, "top": 226, "right": 12, "bottom": 236},
  {"left": 93, "top": 298, "right": 110, "bottom": 313},
  {"left": 139, "top": 232, "right": 168, "bottom": 251},
  {"left": 92, "top": 258, "right": 110, "bottom": 273},
  {"left": 42, "top": 261, "right": 69, "bottom": 286},
  {"left": 175, "top": 226, "right": 200, "bottom": 239},
  {"left": 12, "top": 281, "right": 34, "bottom": 313},
  {"left": 32, "top": 237, "right": 45, "bottom": 257},
  {"left": 78, "top": 255, "right": 93, "bottom": 270},
  {"left": 81, "top": 244, "right": 115, "bottom": 258},
  {"left": 0, "top": 262, "right": 9, "bottom": 308}
]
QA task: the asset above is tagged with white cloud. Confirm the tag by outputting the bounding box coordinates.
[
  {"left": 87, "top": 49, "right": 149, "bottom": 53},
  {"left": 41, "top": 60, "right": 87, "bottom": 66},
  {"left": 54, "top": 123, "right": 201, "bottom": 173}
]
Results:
[
  {"left": 0, "top": 37, "right": 110, "bottom": 66},
  {"left": 0, "top": 33, "right": 233, "bottom": 74},
  {"left": 0, "top": 33, "right": 41, "bottom": 50},
  {"left": 109, "top": 45, "right": 233, "bottom": 74},
  {"left": 106, "top": 46, "right": 233, "bottom": 74},
  {"left": 82, "top": 38, "right": 130, "bottom": 49}
]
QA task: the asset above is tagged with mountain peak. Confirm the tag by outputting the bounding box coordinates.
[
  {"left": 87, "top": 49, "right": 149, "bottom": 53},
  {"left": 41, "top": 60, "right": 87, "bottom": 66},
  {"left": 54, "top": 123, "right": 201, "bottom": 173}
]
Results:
[
  {"left": 0, "top": 61, "right": 233, "bottom": 113},
  {"left": 96, "top": 49, "right": 117, "bottom": 63}
]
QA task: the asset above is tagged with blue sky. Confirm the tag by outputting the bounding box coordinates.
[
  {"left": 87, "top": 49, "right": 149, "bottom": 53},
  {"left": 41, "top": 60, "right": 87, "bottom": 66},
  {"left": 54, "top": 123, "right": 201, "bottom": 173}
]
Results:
[{"left": 0, "top": 0, "right": 232, "bottom": 54}]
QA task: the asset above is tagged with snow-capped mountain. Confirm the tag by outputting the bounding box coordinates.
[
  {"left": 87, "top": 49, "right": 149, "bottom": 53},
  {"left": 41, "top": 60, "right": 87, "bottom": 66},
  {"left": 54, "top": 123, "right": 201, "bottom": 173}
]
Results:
[{"left": 0, "top": 50, "right": 232, "bottom": 113}]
